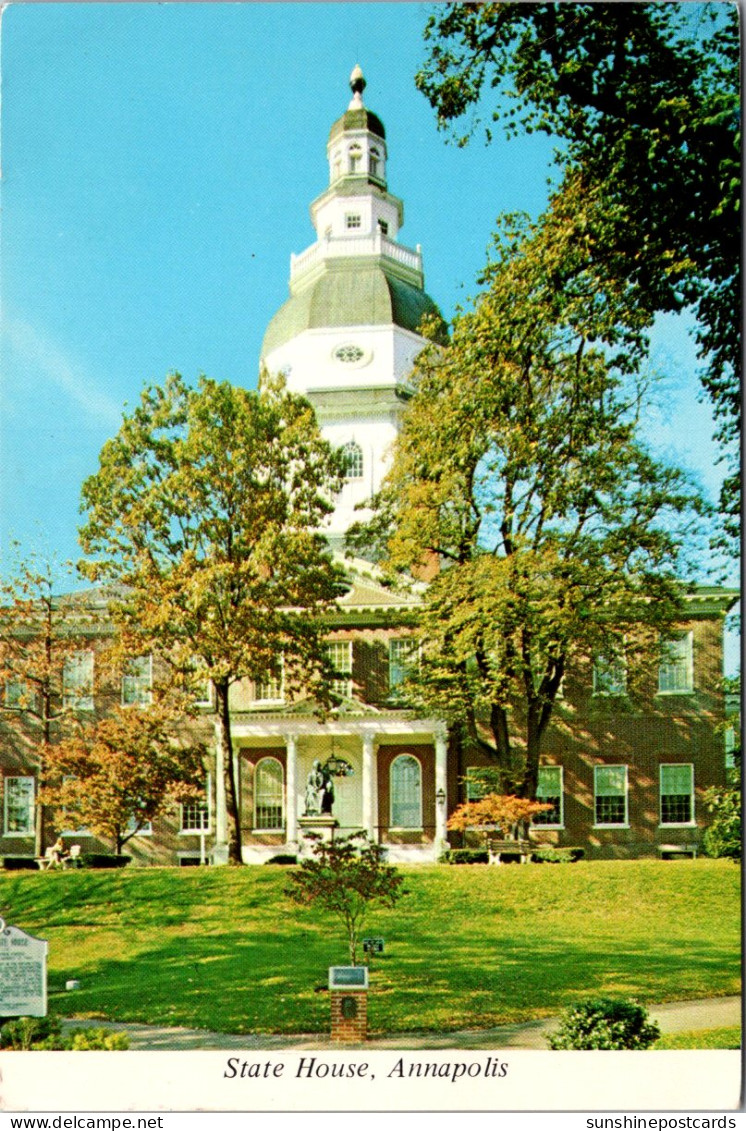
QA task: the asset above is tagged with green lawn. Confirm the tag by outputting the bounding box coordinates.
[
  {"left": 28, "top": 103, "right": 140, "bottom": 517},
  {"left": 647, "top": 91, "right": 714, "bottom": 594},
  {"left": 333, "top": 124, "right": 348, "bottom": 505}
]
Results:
[
  {"left": 1, "top": 858, "right": 739, "bottom": 1037},
  {"left": 656, "top": 1027, "right": 741, "bottom": 1050}
]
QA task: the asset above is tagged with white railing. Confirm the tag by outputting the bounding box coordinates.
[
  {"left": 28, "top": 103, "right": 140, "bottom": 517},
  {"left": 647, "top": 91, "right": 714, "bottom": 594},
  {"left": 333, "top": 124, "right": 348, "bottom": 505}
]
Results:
[{"left": 290, "top": 233, "right": 422, "bottom": 281}]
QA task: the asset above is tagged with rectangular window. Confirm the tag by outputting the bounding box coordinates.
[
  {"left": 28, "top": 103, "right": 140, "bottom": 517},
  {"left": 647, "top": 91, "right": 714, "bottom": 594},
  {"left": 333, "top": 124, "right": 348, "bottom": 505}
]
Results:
[
  {"left": 181, "top": 778, "right": 211, "bottom": 834},
  {"left": 4, "top": 777, "right": 35, "bottom": 836},
  {"left": 255, "top": 661, "right": 284, "bottom": 703},
  {"left": 388, "top": 638, "right": 418, "bottom": 696},
  {"left": 660, "top": 764, "right": 694, "bottom": 825},
  {"left": 121, "top": 655, "right": 152, "bottom": 707},
  {"left": 658, "top": 632, "right": 694, "bottom": 694},
  {"left": 4, "top": 678, "right": 33, "bottom": 711},
  {"left": 465, "top": 767, "right": 487, "bottom": 801},
  {"left": 326, "top": 641, "right": 352, "bottom": 700},
  {"left": 125, "top": 814, "right": 153, "bottom": 836},
  {"left": 63, "top": 650, "right": 94, "bottom": 711},
  {"left": 593, "top": 653, "right": 627, "bottom": 696},
  {"left": 534, "top": 766, "right": 564, "bottom": 827},
  {"left": 594, "top": 765, "right": 628, "bottom": 827},
  {"left": 345, "top": 213, "right": 361, "bottom": 229}
]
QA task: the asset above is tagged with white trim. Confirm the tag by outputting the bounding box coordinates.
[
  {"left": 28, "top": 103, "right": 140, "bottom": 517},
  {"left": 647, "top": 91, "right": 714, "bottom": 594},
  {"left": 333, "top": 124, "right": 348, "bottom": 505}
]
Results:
[
  {"left": 657, "top": 631, "right": 694, "bottom": 695},
  {"left": 593, "top": 764, "right": 629, "bottom": 827},
  {"left": 534, "top": 765, "right": 564, "bottom": 828},
  {"left": 3, "top": 776, "right": 35, "bottom": 837},
  {"left": 254, "top": 755, "right": 285, "bottom": 832},
  {"left": 659, "top": 762, "right": 696, "bottom": 827}
]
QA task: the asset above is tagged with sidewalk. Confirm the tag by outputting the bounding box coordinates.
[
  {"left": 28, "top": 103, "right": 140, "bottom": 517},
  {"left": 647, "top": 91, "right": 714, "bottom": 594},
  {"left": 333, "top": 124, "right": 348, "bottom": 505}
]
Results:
[{"left": 61, "top": 995, "right": 741, "bottom": 1051}]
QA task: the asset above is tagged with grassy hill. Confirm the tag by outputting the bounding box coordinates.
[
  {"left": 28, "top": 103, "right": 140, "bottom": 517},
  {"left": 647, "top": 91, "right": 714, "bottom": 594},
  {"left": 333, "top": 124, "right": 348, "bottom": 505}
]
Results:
[{"left": 1, "top": 859, "right": 739, "bottom": 1036}]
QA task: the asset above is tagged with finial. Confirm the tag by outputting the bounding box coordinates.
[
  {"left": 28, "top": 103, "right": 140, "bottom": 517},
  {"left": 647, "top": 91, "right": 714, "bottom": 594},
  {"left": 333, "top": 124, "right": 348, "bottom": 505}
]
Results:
[{"left": 349, "top": 64, "right": 366, "bottom": 108}]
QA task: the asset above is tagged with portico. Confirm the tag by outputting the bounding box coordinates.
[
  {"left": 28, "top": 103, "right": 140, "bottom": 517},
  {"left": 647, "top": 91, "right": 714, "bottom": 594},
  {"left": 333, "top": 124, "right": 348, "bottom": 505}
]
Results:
[{"left": 221, "top": 716, "right": 448, "bottom": 863}]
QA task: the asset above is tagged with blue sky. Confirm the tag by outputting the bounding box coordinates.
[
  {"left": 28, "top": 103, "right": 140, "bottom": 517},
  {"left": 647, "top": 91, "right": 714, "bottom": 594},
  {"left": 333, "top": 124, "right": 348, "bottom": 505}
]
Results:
[{"left": 0, "top": 2, "right": 733, "bottom": 603}]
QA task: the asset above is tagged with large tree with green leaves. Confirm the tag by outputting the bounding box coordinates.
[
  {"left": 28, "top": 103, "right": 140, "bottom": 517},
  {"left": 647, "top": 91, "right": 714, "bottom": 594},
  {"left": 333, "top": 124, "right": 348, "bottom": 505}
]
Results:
[
  {"left": 353, "top": 204, "right": 704, "bottom": 798},
  {"left": 79, "top": 373, "right": 346, "bottom": 863},
  {"left": 416, "top": 1, "right": 740, "bottom": 547}
]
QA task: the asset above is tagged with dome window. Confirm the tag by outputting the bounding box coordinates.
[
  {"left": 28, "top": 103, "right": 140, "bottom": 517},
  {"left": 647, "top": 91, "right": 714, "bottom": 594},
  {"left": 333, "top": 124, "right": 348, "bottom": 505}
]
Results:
[{"left": 342, "top": 441, "right": 364, "bottom": 480}]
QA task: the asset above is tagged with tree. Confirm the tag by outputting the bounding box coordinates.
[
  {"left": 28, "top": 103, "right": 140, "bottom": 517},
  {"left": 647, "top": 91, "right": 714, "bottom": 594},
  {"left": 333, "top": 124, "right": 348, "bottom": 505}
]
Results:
[
  {"left": 0, "top": 555, "right": 98, "bottom": 857},
  {"left": 352, "top": 206, "right": 703, "bottom": 798},
  {"left": 42, "top": 696, "right": 205, "bottom": 854},
  {"left": 285, "top": 833, "right": 406, "bottom": 965},
  {"left": 416, "top": 2, "right": 740, "bottom": 548},
  {"left": 79, "top": 372, "right": 346, "bottom": 863},
  {"left": 447, "top": 793, "right": 552, "bottom": 850}
]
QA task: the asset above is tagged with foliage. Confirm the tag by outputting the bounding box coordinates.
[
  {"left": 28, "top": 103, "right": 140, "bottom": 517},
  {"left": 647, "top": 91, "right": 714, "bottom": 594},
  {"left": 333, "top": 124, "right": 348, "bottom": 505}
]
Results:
[
  {"left": 416, "top": 2, "right": 740, "bottom": 547},
  {"left": 0, "top": 1015, "right": 60, "bottom": 1050},
  {"left": 0, "top": 861, "right": 737, "bottom": 1035},
  {"left": 42, "top": 695, "right": 205, "bottom": 854},
  {"left": 442, "top": 849, "right": 489, "bottom": 865},
  {"left": 285, "top": 833, "right": 406, "bottom": 965},
  {"left": 68, "top": 1027, "right": 130, "bottom": 1050},
  {"left": 0, "top": 1016, "right": 129, "bottom": 1050},
  {"left": 703, "top": 749, "right": 741, "bottom": 861},
  {"left": 530, "top": 847, "right": 584, "bottom": 864},
  {"left": 447, "top": 794, "right": 552, "bottom": 839},
  {"left": 0, "top": 554, "right": 98, "bottom": 856},
  {"left": 78, "top": 372, "right": 346, "bottom": 863},
  {"left": 548, "top": 996, "right": 661, "bottom": 1050},
  {"left": 353, "top": 206, "right": 702, "bottom": 797}
]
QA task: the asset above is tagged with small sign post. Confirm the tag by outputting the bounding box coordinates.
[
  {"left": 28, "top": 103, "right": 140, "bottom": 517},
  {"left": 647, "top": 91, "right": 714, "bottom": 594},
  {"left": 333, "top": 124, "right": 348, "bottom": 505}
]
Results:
[
  {"left": 328, "top": 966, "right": 368, "bottom": 1042},
  {"left": 0, "top": 918, "right": 48, "bottom": 1017}
]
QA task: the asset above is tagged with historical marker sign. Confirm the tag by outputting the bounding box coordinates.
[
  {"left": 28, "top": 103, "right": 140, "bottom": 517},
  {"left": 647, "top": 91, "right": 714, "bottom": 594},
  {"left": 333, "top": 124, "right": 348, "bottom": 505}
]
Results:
[
  {"left": 0, "top": 919, "right": 48, "bottom": 1017},
  {"left": 328, "top": 965, "right": 368, "bottom": 990}
]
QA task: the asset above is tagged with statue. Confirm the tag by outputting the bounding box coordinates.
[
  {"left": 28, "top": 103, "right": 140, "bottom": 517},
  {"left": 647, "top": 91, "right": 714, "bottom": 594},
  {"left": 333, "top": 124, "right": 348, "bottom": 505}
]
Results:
[{"left": 304, "top": 759, "right": 334, "bottom": 816}]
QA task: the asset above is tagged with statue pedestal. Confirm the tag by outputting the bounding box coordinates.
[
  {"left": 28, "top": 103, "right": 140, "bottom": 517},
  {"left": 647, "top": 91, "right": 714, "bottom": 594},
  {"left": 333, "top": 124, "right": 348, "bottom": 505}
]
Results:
[{"left": 298, "top": 815, "right": 339, "bottom": 857}]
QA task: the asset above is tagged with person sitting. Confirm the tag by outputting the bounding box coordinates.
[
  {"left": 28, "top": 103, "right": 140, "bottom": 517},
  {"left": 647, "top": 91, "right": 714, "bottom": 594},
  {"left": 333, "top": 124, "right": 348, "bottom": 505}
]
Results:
[{"left": 47, "top": 837, "right": 69, "bottom": 869}]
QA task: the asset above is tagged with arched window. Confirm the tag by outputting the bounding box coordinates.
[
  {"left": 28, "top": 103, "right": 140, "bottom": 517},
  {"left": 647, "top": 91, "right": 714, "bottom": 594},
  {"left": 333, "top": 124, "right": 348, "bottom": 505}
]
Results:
[
  {"left": 390, "top": 755, "right": 422, "bottom": 828},
  {"left": 348, "top": 146, "right": 362, "bottom": 173},
  {"left": 369, "top": 148, "right": 380, "bottom": 178},
  {"left": 342, "top": 441, "right": 364, "bottom": 480},
  {"left": 254, "top": 757, "right": 284, "bottom": 830}
]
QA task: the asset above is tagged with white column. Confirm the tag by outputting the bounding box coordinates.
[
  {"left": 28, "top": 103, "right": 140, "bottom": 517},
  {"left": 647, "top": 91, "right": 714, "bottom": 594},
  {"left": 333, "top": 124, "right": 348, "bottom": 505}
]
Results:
[
  {"left": 435, "top": 725, "right": 448, "bottom": 850},
  {"left": 362, "top": 730, "right": 377, "bottom": 840},
  {"left": 285, "top": 734, "right": 298, "bottom": 845}
]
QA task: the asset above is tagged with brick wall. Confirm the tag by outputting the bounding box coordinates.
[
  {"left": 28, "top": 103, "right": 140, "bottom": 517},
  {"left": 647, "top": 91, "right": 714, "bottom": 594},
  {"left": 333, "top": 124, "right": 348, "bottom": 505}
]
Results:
[{"left": 330, "top": 990, "right": 367, "bottom": 1042}]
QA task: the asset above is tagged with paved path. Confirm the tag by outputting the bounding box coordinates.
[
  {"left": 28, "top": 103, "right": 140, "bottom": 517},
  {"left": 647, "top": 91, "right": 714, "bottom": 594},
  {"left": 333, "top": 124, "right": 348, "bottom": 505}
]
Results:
[{"left": 61, "top": 996, "right": 741, "bottom": 1051}]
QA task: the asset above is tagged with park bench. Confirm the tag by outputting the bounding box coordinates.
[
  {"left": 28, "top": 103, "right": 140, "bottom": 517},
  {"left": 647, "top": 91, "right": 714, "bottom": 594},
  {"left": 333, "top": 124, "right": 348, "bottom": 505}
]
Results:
[
  {"left": 36, "top": 844, "right": 82, "bottom": 870},
  {"left": 658, "top": 843, "right": 697, "bottom": 860},
  {"left": 487, "top": 838, "right": 532, "bottom": 864}
]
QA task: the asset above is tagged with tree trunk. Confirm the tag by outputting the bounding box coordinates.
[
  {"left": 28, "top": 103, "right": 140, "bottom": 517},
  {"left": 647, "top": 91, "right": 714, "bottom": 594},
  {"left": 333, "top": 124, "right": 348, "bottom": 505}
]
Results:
[{"left": 215, "top": 681, "right": 243, "bottom": 864}]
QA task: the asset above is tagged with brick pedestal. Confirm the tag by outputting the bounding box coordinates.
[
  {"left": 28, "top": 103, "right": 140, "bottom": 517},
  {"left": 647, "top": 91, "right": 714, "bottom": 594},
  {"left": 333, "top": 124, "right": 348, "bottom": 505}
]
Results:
[{"left": 330, "top": 990, "right": 367, "bottom": 1042}]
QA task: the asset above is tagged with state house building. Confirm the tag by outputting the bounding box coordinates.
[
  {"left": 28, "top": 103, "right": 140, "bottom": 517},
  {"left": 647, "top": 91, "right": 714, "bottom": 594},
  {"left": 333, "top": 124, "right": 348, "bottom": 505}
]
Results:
[{"left": 0, "top": 70, "right": 736, "bottom": 866}]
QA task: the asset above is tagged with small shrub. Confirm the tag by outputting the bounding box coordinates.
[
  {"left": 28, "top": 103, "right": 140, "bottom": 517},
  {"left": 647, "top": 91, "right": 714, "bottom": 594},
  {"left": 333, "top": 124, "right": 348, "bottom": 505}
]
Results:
[
  {"left": 0, "top": 1016, "right": 130, "bottom": 1050},
  {"left": 0, "top": 1016, "right": 60, "bottom": 1050},
  {"left": 443, "top": 849, "right": 489, "bottom": 865},
  {"left": 80, "top": 854, "right": 131, "bottom": 869},
  {"left": 69, "top": 1028, "right": 130, "bottom": 1050},
  {"left": 531, "top": 847, "right": 585, "bottom": 864},
  {"left": 549, "top": 997, "right": 660, "bottom": 1050},
  {"left": 2, "top": 857, "right": 38, "bottom": 871},
  {"left": 266, "top": 854, "right": 298, "bottom": 866}
]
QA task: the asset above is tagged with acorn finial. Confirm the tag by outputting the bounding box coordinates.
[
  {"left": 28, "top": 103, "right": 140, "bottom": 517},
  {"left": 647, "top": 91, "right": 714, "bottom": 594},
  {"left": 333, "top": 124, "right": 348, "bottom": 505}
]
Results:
[{"left": 349, "top": 64, "right": 366, "bottom": 100}]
